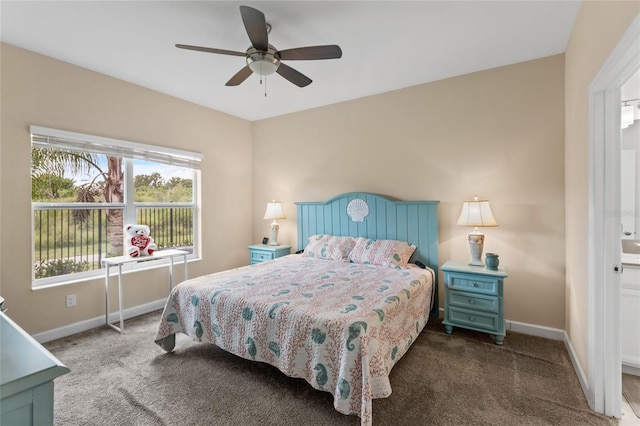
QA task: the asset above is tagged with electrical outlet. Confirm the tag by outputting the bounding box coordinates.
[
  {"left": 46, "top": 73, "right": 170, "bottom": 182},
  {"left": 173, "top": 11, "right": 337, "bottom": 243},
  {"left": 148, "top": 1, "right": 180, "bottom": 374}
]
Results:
[{"left": 66, "top": 294, "right": 77, "bottom": 308}]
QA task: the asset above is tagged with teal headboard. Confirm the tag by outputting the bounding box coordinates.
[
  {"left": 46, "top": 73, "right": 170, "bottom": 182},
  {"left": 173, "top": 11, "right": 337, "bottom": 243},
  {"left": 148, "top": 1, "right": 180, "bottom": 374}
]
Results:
[{"left": 295, "top": 192, "right": 439, "bottom": 316}]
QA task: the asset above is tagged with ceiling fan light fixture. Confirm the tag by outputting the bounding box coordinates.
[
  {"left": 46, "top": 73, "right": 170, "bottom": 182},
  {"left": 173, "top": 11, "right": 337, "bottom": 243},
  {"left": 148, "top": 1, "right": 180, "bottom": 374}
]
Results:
[{"left": 246, "top": 47, "right": 280, "bottom": 76}]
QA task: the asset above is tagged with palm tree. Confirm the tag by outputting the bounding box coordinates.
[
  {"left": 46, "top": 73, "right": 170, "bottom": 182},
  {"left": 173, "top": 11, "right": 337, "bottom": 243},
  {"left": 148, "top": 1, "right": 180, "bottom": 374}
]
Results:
[{"left": 32, "top": 147, "right": 125, "bottom": 255}]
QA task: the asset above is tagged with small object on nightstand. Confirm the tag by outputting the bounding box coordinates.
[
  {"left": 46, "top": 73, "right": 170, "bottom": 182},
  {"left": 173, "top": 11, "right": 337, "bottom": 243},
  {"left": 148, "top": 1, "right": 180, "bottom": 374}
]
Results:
[
  {"left": 485, "top": 253, "right": 500, "bottom": 270},
  {"left": 441, "top": 260, "right": 508, "bottom": 345},
  {"left": 248, "top": 244, "right": 291, "bottom": 264}
]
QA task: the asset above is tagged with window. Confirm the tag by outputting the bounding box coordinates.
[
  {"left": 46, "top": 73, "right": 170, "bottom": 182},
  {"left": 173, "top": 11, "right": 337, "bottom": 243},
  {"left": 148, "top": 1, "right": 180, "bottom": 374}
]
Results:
[{"left": 30, "top": 126, "right": 201, "bottom": 287}]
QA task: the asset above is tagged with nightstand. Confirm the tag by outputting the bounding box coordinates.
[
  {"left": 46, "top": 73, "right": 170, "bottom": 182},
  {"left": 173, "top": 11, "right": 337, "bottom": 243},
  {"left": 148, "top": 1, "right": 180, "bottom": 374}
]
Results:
[
  {"left": 441, "top": 260, "right": 508, "bottom": 345},
  {"left": 248, "top": 244, "right": 291, "bottom": 264}
]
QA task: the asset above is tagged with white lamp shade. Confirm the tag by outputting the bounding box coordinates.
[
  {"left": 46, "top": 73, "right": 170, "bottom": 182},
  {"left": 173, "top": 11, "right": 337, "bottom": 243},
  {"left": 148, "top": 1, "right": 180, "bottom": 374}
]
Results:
[
  {"left": 456, "top": 197, "right": 498, "bottom": 227},
  {"left": 264, "top": 201, "right": 286, "bottom": 220}
]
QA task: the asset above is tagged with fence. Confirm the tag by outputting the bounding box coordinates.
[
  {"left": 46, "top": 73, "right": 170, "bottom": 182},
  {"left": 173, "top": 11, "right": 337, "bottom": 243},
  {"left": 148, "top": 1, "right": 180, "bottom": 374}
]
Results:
[{"left": 33, "top": 205, "right": 194, "bottom": 279}]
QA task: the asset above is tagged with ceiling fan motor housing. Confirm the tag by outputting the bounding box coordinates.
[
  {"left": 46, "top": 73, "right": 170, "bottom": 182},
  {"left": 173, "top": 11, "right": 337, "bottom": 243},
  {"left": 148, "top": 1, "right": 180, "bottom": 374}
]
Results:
[{"left": 246, "top": 46, "right": 280, "bottom": 76}]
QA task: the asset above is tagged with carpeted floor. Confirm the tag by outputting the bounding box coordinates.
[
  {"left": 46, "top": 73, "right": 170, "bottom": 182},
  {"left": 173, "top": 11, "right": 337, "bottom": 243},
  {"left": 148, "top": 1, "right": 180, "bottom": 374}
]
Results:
[{"left": 44, "top": 311, "right": 618, "bottom": 425}]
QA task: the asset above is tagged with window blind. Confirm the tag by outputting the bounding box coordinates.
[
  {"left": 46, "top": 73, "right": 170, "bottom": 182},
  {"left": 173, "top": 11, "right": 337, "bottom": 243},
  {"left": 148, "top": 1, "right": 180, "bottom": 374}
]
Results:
[{"left": 30, "top": 125, "right": 202, "bottom": 169}]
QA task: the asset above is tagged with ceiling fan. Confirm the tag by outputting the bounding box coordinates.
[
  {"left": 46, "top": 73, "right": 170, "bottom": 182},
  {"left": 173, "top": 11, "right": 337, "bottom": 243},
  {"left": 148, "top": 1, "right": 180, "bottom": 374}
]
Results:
[{"left": 176, "top": 5, "right": 342, "bottom": 88}]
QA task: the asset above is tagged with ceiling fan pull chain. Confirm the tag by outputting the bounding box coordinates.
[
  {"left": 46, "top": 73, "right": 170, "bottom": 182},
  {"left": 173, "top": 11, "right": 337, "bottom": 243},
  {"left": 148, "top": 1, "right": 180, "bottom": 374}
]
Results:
[{"left": 265, "top": 75, "right": 268, "bottom": 97}]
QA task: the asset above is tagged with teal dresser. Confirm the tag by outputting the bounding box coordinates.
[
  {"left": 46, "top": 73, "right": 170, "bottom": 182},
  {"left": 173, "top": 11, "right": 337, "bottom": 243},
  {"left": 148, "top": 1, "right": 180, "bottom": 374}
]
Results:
[
  {"left": 441, "top": 260, "right": 508, "bottom": 345},
  {"left": 1, "top": 311, "right": 69, "bottom": 425},
  {"left": 248, "top": 244, "right": 291, "bottom": 264}
]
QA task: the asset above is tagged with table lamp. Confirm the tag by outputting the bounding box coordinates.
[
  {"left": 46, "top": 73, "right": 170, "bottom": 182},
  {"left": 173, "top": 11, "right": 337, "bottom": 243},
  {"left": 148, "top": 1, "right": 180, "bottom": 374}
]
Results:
[
  {"left": 264, "top": 201, "right": 286, "bottom": 246},
  {"left": 456, "top": 196, "right": 498, "bottom": 266}
]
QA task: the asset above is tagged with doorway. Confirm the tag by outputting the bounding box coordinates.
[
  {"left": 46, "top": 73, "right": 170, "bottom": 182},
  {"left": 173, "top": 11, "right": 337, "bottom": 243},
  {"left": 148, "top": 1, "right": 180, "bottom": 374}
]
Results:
[
  {"left": 620, "top": 70, "right": 640, "bottom": 424},
  {"left": 589, "top": 14, "right": 640, "bottom": 419}
]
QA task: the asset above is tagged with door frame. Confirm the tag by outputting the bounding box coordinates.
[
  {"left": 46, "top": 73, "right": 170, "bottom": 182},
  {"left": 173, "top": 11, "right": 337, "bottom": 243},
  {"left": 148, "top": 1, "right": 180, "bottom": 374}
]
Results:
[{"left": 588, "top": 13, "right": 640, "bottom": 417}]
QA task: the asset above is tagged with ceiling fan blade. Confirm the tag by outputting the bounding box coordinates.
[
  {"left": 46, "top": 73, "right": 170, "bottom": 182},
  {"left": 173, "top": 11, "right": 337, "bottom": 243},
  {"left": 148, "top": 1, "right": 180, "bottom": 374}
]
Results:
[
  {"left": 276, "top": 63, "right": 312, "bottom": 87},
  {"left": 175, "top": 44, "right": 245, "bottom": 57},
  {"left": 278, "top": 45, "right": 343, "bottom": 61},
  {"left": 239, "top": 6, "right": 269, "bottom": 52},
  {"left": 226, "top": 66, "right": 253, "bottom": 86}
]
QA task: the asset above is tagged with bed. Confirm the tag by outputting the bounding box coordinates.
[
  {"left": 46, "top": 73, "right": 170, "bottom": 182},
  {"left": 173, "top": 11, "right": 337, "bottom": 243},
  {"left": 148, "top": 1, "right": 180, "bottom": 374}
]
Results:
[{"left": 155, "top": 193, "right": 439, "bottom": 425}]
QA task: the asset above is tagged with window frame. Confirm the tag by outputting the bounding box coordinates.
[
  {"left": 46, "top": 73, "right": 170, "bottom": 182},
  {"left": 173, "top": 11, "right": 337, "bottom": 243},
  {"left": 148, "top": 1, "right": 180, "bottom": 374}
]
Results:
[{"left": 30, "top": 126, "right": 201, "bottom": 288}]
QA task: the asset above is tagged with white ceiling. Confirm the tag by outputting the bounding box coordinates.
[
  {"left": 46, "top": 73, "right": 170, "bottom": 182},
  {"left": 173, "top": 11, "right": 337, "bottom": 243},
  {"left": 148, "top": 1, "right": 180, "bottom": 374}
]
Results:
[{"left": 1, "top": 1, "right": 582, "bottom": 121}]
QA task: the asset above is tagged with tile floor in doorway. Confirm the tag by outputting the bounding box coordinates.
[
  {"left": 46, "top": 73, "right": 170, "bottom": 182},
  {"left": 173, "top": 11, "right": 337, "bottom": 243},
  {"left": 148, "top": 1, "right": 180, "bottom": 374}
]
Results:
[{"left": 621, "top": 394, "right": 640, "bottom": 425}]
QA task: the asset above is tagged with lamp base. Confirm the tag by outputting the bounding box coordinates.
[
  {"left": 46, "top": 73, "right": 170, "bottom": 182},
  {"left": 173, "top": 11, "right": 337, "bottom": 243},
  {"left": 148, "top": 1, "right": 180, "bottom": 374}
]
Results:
[
  {"left": 269, "top": 221, "right": 280, "bottom": 246},
  {"left": 467, "top": 231, "right": 485, "bottom": 266}
]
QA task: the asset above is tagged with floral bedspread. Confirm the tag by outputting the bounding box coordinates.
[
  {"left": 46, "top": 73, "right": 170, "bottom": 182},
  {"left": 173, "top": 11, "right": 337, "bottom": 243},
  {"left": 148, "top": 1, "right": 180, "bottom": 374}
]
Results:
[{"left": 155, "top": 255, "right": 434, "bottom": 425}]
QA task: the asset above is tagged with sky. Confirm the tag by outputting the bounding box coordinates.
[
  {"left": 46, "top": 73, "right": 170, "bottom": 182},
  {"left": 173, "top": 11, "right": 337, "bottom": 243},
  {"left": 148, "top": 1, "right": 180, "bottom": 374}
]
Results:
[{"left": 70, "top": 157, "right": 193, "bottom": 186}]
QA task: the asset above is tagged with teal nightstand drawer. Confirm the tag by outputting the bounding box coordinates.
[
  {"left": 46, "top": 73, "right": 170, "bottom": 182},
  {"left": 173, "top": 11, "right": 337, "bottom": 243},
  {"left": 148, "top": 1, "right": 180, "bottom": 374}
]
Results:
[
  {"left": 248, "top": 245, "right": 291, "bottom": 265},
  {"left": 251, "top": 251, "right": 273, "bottom": 263},
  {"left": 447, "top": 307, "right": 500, "bottom": 333},
  {"left": 448, "top": 291, "right": 499, "bottom": 313},
  {"left": 448, "top": 274, "right": 498, "bottom": 296}
]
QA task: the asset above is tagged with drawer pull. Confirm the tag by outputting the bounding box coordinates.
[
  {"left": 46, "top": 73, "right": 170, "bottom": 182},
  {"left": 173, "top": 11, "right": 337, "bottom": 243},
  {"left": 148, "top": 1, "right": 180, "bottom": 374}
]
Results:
[
  {"left": 469, "top": 316, "right": 476, "bottom": 322},
  {"left": 472, "top": 282, "right": 479, "bottom": 287},
  {"left": 468, "top": 299, "right": 475, "bottom": 304}
]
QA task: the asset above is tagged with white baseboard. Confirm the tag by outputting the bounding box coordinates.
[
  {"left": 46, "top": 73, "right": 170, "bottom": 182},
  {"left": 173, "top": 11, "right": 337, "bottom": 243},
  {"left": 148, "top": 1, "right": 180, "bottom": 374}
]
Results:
[
  {"left": 505, "top": 319, "right": 565, "bottom": 340},
  {"left": 32, "top": 299, "right": 166, "bottom": 343},
  {"left": 622, "top": 363, "right": 640, "bottom": 376},
  {"left": 563, "top": 330, "right": 593, "bottom": 408}
]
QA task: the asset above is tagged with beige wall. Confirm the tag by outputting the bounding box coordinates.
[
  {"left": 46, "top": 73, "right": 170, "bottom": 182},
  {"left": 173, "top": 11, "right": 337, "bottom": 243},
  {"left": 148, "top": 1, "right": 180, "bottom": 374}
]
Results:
[
  {"left": 564, "top": 2, "right": 640, "bottom": 376},
  {"left": 0, "top": 43, "right": 253, "bottom": 334},
  {"left": 252, "top": 55, "right": 567, "bottom": 329}
]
